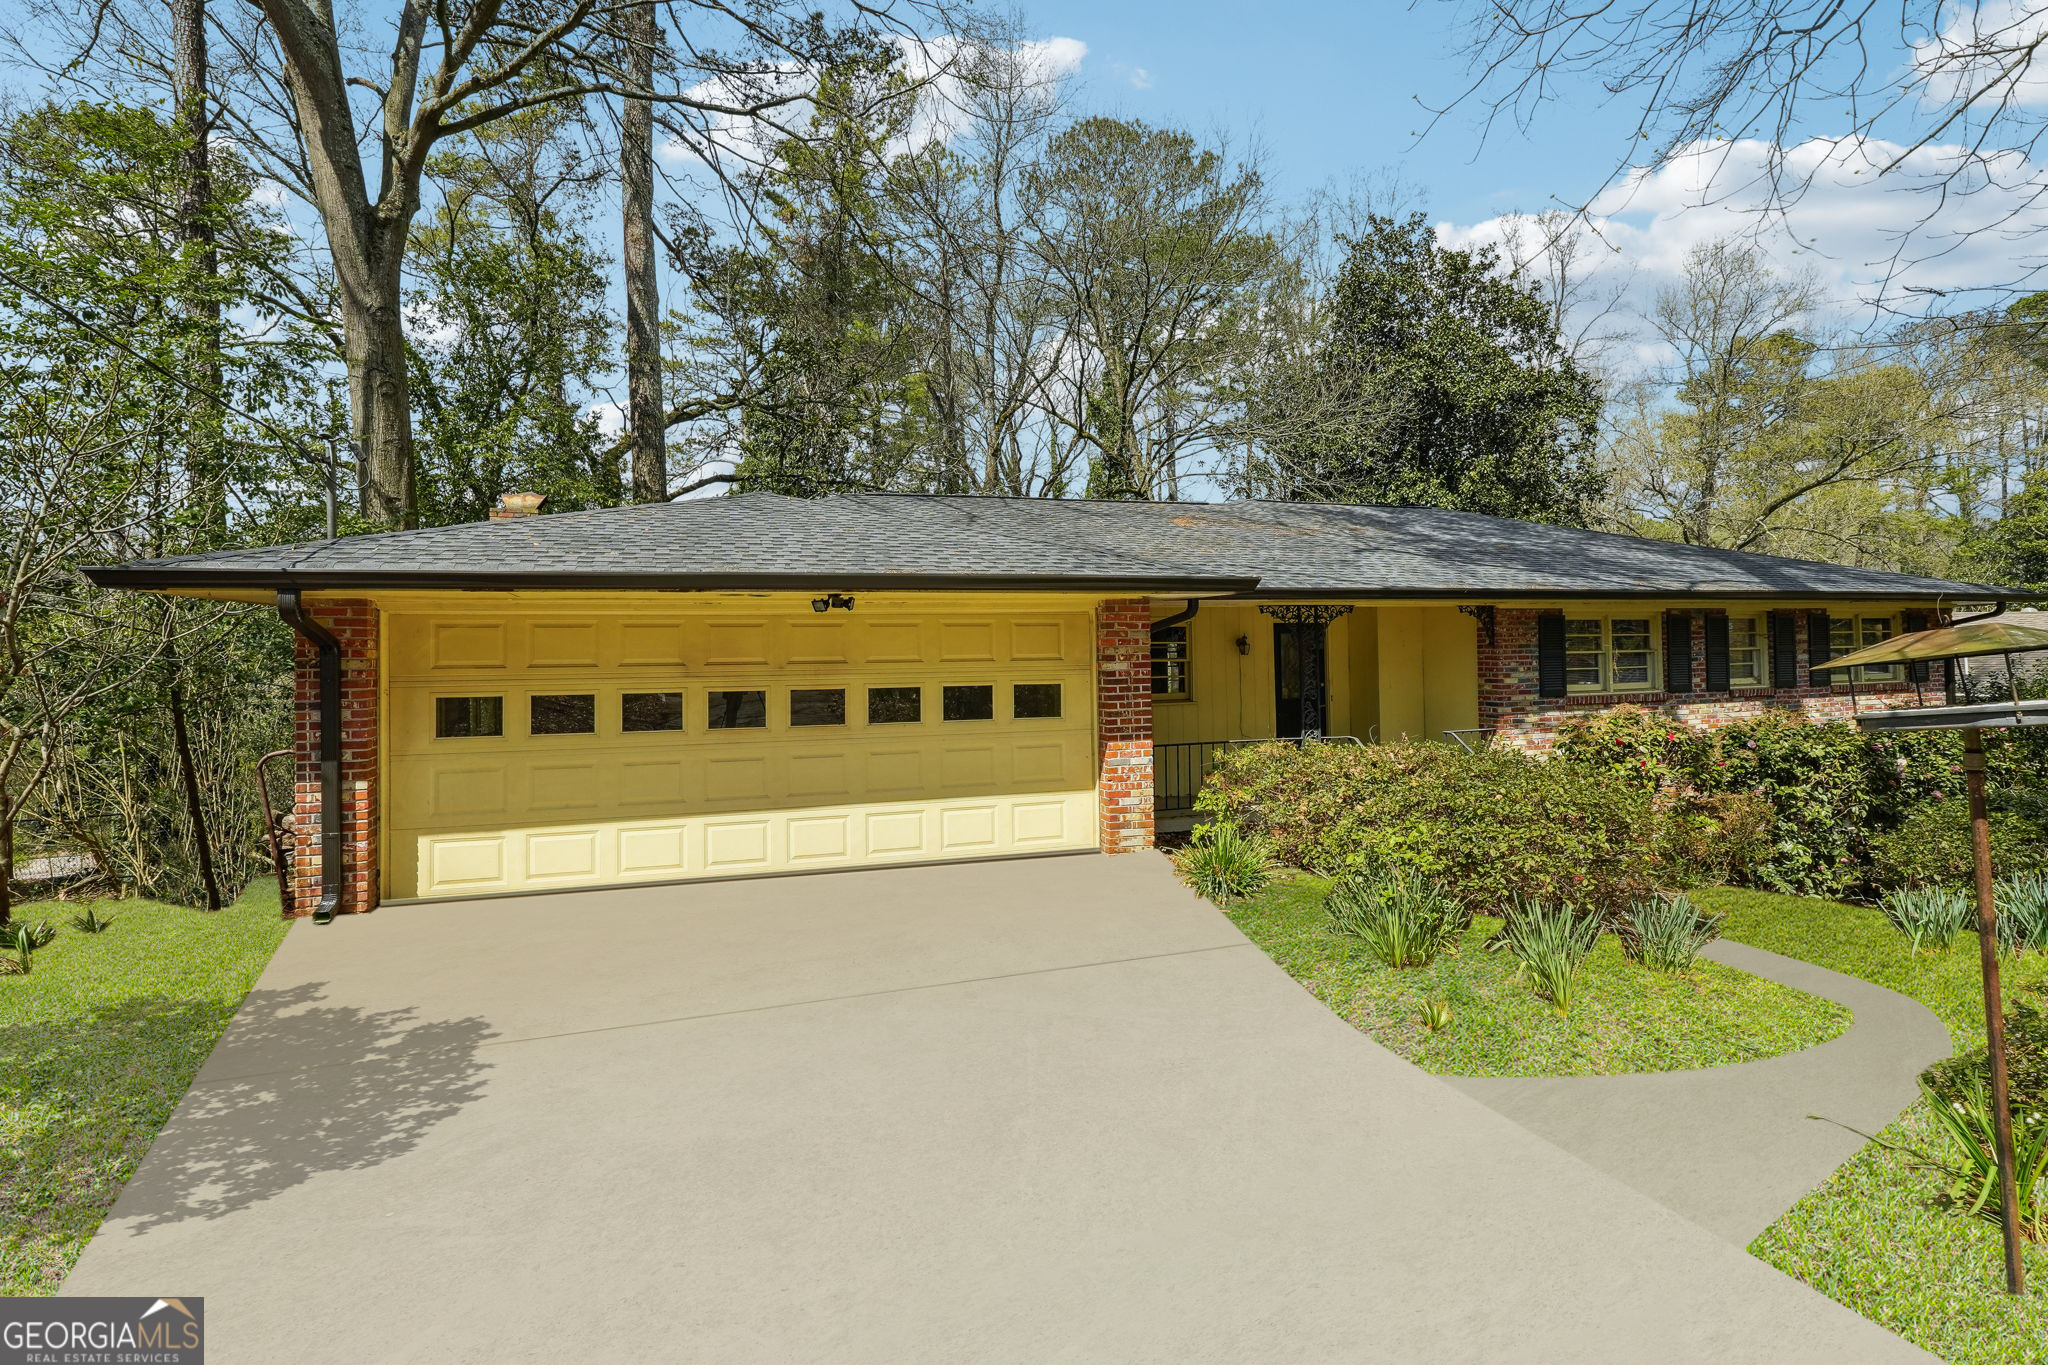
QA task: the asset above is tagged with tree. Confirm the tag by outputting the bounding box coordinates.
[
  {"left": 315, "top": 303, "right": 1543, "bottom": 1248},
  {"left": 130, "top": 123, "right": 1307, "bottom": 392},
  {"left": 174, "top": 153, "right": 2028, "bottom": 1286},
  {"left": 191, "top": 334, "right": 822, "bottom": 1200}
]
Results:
[
  {"left": 1025, "top": 119, "right": 1277, "bottom": 500},
  {"left": 0, "top": 100, "right": 320, "bottom": 913},
  {"left": 176, "top": 0, "right": 958, "bottom": 526},
  {"left": 673, "top": 50, "right": 938, "bottom": 497},
  {"left": 620, "top": 0, "right": 665, "bottom": 502},
  {"left": 1444, "top": 0, "right": 2048, "bottom": 297},
  {"left": 1964, "top": 470, "right": 2048, "bottom": 588},
  {"left": 1252, "top": 212, "right": 1605, "bottom": 523},
  {"left": 882, "top": 40, "right": 1083, "bottom": 495},
  {"left": 1604, "top": 239, "right": 1987, "bottom": 568},
  {"left": 406, "top": 101, "right": 618, "bottom": 524}
]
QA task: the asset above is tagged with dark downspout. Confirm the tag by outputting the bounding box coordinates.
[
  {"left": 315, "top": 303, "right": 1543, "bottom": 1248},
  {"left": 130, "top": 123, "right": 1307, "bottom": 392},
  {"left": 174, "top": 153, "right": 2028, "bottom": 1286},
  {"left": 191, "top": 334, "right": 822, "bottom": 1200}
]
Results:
[
  {"left": 1150, "top": 599, "right": 1201, "bottom": 637},
  {"left": 277, "top": 588, "right": 343, "bottom": 924}
]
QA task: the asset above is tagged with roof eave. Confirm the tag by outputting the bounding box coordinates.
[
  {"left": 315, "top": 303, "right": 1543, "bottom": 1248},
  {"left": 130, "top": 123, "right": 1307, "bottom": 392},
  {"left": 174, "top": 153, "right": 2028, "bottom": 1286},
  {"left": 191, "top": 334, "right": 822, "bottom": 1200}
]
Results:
[{"left": 78, "top": 565, "right": 1264, "bottom": 596}]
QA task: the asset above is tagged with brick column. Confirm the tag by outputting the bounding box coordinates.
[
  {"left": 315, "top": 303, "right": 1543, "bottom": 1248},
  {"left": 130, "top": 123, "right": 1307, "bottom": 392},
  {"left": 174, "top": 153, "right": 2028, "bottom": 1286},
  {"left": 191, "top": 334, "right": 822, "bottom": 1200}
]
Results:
[
  {"left": 1095, "top": 599, "right": 1155, "bottom": 853},
  {"left": 288, "top": 598, "right": 380, "bottom": 916}
]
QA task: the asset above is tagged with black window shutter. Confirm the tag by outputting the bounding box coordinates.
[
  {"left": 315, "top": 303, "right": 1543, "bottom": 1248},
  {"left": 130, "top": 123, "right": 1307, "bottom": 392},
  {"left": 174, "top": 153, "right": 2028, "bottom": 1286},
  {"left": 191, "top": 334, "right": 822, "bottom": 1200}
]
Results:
[
  {"left": 1663, "top": 611, "right": 1694, "bottom": 693},
  {"left": 1808, "top": 610, "right": 1832, "bottom": 676},
  {"left": 1903, "top": 610, "right": 1930, "bottom": 682},
  {"left": 1537, "top": 612, "right": 1567, "bottom": 699},
  {"left": 1703, "top": 613, "right": 1731, "bottom": 692},
  {"left": 1769, "top": 610, "right": 1800, "bottom": 688}
]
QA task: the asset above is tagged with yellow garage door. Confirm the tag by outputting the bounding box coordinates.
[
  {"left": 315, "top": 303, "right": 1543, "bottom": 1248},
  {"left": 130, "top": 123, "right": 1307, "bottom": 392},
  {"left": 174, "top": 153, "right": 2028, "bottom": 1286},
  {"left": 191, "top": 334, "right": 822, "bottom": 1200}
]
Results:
[{"left": 382, "top": 603, "right": 1098, "bottom": 899}]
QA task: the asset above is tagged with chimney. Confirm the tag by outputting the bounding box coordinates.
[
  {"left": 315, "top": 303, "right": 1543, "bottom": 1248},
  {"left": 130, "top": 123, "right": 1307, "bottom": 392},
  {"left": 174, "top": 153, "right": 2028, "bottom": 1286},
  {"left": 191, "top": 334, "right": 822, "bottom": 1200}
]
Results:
[{"left": 489, "top": 492, "right": 547, "bottom": 521}]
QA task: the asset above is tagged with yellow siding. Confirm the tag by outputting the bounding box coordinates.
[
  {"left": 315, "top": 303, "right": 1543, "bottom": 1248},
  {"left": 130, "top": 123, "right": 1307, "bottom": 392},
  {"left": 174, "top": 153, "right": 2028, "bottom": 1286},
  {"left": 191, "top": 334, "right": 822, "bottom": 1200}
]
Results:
[
  {"left": 1149, "top": 602, "right": 1363, "bottom": 743},
  {"left": 380, "top": 595, "right": 1097, "bottom": 898}
]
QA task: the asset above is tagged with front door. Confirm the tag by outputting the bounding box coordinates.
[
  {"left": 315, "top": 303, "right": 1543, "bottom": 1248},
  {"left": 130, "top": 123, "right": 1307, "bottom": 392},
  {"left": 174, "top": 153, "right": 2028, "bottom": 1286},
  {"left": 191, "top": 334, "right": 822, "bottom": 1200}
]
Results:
[{"left": 1272, "top": 622, "right": 1329, "bottom": 739}]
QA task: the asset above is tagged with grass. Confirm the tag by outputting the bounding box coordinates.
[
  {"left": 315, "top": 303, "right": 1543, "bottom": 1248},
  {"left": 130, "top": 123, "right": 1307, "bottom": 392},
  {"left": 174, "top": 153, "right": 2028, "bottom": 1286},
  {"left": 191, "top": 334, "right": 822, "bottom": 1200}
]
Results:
[
  {"left": 0, "top": 882, "right": 290, "bottom": 1296},
  {"left": 1227, "top": 874, "right": 1851, "bottom": 1077},
  {"left": 1699, "top": 887, "right": 2048, "bottom": 1365}
]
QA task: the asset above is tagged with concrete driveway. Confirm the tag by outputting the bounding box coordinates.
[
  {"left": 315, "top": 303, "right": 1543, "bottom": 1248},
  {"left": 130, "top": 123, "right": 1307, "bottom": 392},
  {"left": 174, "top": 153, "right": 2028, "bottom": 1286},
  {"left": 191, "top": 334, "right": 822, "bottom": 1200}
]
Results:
[{"left": 63, "top": 853, "right": 1928, "bottom": 1363}]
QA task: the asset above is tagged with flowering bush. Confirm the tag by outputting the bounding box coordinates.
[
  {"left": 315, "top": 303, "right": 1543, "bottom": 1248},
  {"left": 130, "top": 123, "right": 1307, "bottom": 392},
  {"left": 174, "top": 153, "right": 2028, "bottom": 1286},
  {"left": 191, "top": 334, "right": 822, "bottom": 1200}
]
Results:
[{"left": 1194, "top": 740, "right": 1674, "bottom": 913}]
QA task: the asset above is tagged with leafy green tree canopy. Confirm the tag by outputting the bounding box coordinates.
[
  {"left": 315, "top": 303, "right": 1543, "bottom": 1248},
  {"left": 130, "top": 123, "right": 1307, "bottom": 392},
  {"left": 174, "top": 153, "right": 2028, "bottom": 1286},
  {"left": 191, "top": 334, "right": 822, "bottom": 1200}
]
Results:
[{"left": 1257, "top": 212, "right": 1604, "bottom": 524}]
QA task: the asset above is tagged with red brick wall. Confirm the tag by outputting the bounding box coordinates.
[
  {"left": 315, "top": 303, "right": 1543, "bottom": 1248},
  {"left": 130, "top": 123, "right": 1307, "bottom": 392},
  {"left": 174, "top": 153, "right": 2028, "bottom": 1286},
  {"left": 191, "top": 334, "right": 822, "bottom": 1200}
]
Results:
[
  {"left": 288, "top": 598, "right": 380, "bottom": 916},
  {"left": 1478, "top": 607, "right": 1946, "bottom": 751},
  {"left": 1095, "top": 599, "right": 1155, "bottom": 853}
]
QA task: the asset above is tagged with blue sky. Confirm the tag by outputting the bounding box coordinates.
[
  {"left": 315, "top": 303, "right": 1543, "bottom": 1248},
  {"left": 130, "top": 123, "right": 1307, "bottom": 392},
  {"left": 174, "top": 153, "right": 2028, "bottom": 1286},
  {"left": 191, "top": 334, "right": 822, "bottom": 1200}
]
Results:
[
  {"left": 1016, "top": 0, "right": 1628, "bottom": 220},
  {"left": 1015, "top": 0, "right": 2048, "bottom": 344}
]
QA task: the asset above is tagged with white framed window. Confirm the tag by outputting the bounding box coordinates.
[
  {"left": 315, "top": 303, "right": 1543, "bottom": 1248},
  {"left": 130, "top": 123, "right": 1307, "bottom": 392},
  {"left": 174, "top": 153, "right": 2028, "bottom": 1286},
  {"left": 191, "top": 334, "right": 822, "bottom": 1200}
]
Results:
[
  {"left": 1727, "top": 615, "right": 1767, "bottom": 689},
  {"left": 1151, "top": 626, "right": 1191, "bottom": 700},
  {"left": 1829, "top": 615, "right": 1902, "bottom": 683},
  {"left": 1564, "top": 616, "right": 1659, "bottom": 694}
]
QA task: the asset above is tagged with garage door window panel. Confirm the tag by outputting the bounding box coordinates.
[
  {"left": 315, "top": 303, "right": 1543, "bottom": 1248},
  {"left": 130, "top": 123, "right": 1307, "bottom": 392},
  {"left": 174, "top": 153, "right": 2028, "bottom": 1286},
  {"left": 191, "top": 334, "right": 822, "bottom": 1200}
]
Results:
[
  {"left": 436, "top": 696, "right": 504, "bottom": 738},
  {"left": 708, "top": 689, "right": 768, "bottom": 729},
  {"left": 943, "top": 684, "right": 995, "bottom": 721},
  {"left": 791, "top": 688, "right": 846, "bottom": 727},
  {"left": 531, "top": 694, "right": 596, "bottom": 735},
  {"left": 1013, "top": 683, "right": 1061, "bottom": 719},
  {"left": 869, "top": 687, "right": 922, "bottom": 724},
  {"left": 621, "top": 692, "right": 683, "bottom": 732}
]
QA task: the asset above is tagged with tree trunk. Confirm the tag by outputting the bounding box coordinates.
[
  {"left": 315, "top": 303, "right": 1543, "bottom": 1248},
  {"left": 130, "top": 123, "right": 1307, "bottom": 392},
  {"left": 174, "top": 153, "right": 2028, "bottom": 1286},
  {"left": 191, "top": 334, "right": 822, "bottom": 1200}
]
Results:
[
  {"left": 257, "top": 0, "right": 419, "bottom": 528},
  {"left": 173, "top": 0, "right": 227, "bottom": 541},
  {"left": 622, "top": 2, "right": 666, "bottom": 502},
  {"left": 162, "top": 629, "right": 222, "bottom": 911},
  {"left": 341, "top": 257, "right": 417, "bottom": 527},
  {"left": 0, "top": 815, "right": 13, "bottom": 928}
]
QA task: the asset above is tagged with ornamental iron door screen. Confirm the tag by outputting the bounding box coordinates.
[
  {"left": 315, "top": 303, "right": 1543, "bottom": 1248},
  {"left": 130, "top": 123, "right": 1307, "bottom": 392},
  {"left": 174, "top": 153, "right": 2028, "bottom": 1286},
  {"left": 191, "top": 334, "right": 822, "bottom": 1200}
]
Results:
[{"left": 1261, "top": 605, "right": 1353, "bottom": 739}]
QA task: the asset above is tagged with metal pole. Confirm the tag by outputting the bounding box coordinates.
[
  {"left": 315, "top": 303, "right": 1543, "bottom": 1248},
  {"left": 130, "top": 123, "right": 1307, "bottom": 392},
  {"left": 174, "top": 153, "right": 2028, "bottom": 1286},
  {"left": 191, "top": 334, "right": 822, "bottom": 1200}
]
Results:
[{"left": 1965, "top": 725, "right": 2026, "bottom": 1294}]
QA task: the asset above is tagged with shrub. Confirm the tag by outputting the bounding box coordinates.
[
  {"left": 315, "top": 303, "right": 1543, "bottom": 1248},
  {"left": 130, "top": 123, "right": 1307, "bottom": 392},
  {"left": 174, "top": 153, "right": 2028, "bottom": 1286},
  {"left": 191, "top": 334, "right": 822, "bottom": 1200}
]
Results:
[
  {"left": 1196, "top": 740, "right": 1665, "bottom": 912},
  {"left": 1491, "top": 897, "right": 1602, "bottom": 1015},
  {"left": 1325, "top": 867, "right": 1465, "bottom": 968},
  {"left": 1879, "top": 886, "right": 1973, "bottom": 953},
  {"left": 1171, "top": 821, "right": 1277, "bottom": 906},
  {"left": 68, "top": 907, "right": 115, "bottom": 934},
  {"left": 1924, "top": 998, "right": 2048, "bottom": 1121},
  {"left": 1555, "top": 707, "right": 1964, "bottom": 898},
  {"left": 1999, "top": 876, "right": 2048, "bottom": 955},
  {"left": 1623, "top": 893, "right": 1722, "bottom": 971},
  {"left": 0, "top": 920, "right": 56, "bottom": 952},
  {"left": 1914, "top": 1072, "right": 2048, "bottom": 1241},
  {"left": 1655, "top": 790, "right": 1773, "bottom": 888},
  {"left": 1869, "top": 800, "right": 2048, "bottom": 891}
]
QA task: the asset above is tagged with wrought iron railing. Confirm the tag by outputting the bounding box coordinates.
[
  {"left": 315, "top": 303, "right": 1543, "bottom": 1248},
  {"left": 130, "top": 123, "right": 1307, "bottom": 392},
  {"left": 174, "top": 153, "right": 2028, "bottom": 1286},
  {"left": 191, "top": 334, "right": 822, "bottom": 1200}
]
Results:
[{"left": 1154, "top": 734, "right": 1368, "bottom": 817}]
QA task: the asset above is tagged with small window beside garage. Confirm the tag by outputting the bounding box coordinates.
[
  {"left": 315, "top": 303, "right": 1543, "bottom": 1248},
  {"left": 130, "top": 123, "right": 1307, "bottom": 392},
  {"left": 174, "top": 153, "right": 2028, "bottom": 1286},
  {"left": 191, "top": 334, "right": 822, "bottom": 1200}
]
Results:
[
  {"left": 621, "top": 692, "right": 683, "bottom": 732},
  {"left": 1151, "top": 626, "right": 1190, "bottom": 699},
  {"left": 435, "top": 695, "right": 504, "bottom": 738},
  {"left": 943, "top": 684, "right": 994, "bottom": 721},
  {"left": 790, "top": 688, "right": 846, "bottom": 727},
  {"left": 531, "top": 694, "right": 596, "bottom": 735},
  {"left": 868, "top": 686, "right": 921, "bottom": 724},
  {"left": 707, "top": 689, "right": 768, "bottom": 729},
  {"left": 1013, "top": 682, "right": 1061, "bottom": 718}
]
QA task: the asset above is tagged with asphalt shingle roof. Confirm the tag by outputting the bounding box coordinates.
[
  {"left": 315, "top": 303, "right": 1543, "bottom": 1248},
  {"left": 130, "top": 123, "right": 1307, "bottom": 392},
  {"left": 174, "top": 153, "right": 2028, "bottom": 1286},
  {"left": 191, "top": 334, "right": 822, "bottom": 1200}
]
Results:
[{"left": 83, "top": 492, "right": 2018, "bottom": 601}]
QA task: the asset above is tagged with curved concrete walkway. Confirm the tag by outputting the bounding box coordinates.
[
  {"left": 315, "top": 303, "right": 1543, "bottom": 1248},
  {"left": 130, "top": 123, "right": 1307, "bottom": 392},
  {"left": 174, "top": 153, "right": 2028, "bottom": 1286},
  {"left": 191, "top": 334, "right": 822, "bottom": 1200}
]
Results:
[{"left": 1447, "top": 938, "right": 1953, "bottom": 1245}]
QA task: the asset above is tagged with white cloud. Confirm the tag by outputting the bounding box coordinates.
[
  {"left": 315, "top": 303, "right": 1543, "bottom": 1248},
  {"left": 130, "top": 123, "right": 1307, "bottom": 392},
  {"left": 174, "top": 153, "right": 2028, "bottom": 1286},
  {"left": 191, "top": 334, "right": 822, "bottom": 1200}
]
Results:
[
  {"left": 1437, "top": 134, "right": 2048, "bottom": 367},
  {"left": 1913, "top": 0, "right": 2048, "bottom": 109},
  {"left": 659, "top": 34, "right": 1087, "bottom": 167},
  {"left": 1128, "top": 66, "right": 1154, "bottom": 91}
]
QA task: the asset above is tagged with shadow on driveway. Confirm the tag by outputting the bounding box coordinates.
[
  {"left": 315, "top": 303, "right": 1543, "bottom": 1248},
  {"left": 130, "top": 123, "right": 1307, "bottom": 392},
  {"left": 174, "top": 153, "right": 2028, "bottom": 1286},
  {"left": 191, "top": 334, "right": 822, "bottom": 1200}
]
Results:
[{"left": 105, "top": 981, "right": 496, "bottom": 1232}]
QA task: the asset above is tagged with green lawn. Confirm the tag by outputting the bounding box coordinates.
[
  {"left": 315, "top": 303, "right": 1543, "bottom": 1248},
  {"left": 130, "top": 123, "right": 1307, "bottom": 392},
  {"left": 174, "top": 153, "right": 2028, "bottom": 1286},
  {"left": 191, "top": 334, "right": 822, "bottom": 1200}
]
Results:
[
  {"left": 0, "top": 883, "right": 290, "bottom": 1296},
  {"left": 1701, "top": 887, "right": 2048, "bottom": 1365},
  {"left": 1227, "top": 874, "right": 1851, "bottom": 1077}
]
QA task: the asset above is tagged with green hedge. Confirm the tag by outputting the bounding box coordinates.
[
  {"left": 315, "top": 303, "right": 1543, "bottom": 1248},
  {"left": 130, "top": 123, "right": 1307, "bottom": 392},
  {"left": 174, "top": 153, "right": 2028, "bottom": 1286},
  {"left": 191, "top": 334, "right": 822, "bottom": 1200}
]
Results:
[
  {"left": 1193, "top": 741, "right": 1683, "bottom": 913},
  {"left": 1553, "top": 708, "right": 1970, "bottom": 898}
]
